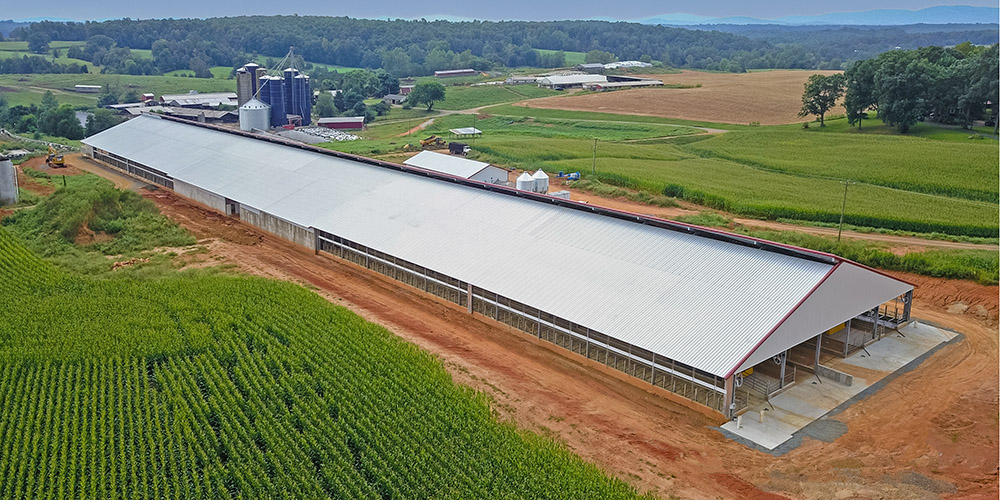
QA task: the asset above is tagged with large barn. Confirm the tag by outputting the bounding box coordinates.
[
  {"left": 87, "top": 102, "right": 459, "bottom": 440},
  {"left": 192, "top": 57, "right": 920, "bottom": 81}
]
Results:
[{"left": 82, "top": 114, "right": 914, "bottom": 418}]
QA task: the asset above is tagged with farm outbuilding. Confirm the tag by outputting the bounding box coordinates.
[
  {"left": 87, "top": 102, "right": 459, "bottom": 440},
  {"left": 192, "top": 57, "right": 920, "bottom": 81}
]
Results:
[
  {"left": 435, "top": 69, "right": 478, "bottom": 78},
  {"left": 317, "top": 117, "right": 366, "bottom": 130},
  {"left": 82, "top": 114, "right": 914, "bottom": 419},
  {"left": 403, "top": 151, "right": 509, "bottom": 184}
]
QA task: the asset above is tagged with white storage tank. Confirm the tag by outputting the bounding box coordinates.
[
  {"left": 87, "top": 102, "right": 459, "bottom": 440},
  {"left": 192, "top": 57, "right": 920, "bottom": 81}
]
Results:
[
  {"left": 239, "top": 98, "right": 271, "bottom": 131},
  {"left": 0, "top": 156, "right": 17, "bottom": 206},
  {"left": 516, "top": 172, "right": 536, "bottom": 192},
  {"left": 532, "top": 169, "right": 549, "bottom": 194}
]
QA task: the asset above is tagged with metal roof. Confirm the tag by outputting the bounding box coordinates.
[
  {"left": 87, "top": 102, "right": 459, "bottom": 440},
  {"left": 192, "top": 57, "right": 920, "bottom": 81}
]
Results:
[
  {"left": 83, "top": 115, "right": 913, "bottom": 378},
  {"left": 403, "top": 151, "right": 491, "bottom": 179},
  {"left": 318, "top": 117, "right": 366, "bottom": 124},
  {"left": 539, "top": 75, "right": 608, "bottom": 86},
  {"left": 449, "top": 127, "right": 482, "bottom": 135}
]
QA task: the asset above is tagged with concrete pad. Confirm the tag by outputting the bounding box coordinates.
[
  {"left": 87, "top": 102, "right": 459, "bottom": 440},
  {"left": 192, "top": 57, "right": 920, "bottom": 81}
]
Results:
[{"left": 720, "top": 321, "right": 955, "bottom": 451}]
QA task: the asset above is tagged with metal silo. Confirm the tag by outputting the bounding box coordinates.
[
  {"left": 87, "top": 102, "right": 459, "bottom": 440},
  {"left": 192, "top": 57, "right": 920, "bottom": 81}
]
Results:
[
  {"left": 264, "top": 76, "right": 286, "bottom": 127},
  {"left": 532, "top": 169, "right": 549, "bottom": 194},
  {"left": 0, "top": 156, "right": 17, "bottom": 206},
  {"left": 295, "top": 74, "right": 311, "bottom": 125},
  {"left": 239, "top": 98, "right": 271, "bottom": 131},
  {"left": 283, "top": 68, "right": 298, "bottom": 121},
  {"left": 516, "top": 172, "right": 536, "bottom": 192}
]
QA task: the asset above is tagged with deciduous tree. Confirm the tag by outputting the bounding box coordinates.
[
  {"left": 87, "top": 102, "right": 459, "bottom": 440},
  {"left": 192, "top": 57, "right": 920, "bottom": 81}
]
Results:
[{"left": 798, "top": 73, "right": 845, "bottom": 126}]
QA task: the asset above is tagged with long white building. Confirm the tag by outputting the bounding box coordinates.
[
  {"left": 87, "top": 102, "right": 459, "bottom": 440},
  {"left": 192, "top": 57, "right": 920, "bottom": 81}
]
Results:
[{"left": 82, "top": 114, "right": 913, "bottom": 418}]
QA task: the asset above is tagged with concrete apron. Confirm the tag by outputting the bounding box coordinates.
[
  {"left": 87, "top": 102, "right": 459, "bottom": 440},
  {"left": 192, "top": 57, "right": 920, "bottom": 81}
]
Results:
[{"left": 718, "top": 321, "right": 959, "bottom": 452}]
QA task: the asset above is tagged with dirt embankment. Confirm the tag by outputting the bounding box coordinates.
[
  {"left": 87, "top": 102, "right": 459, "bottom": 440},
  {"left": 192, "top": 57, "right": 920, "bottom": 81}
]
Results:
[
  {"left": 517, "top": 70, "right": 842, "bottom": 125},
  {"left": 142, "top": 186, "right": 998, "bottom": 500}
]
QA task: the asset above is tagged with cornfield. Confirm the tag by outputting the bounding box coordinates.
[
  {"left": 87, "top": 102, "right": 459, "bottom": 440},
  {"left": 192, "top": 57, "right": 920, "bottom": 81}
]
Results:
[{"left": 0, "top": 229, "right": 646, "bottom": 499}]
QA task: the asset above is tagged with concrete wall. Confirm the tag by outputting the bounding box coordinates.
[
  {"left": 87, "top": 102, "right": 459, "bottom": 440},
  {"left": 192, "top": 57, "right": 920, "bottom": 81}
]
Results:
[
  {"left": 174, "top": 180, "right": 226, "bottom": 213},
  {"left": 470, "top": 166, "right": 510, "bottom": 185},
  {"left": 242, "top": 205, "right": 315, "bottom": 249},
  {"left": 82, "top": 144, "right": 94, "bottom": 158}
]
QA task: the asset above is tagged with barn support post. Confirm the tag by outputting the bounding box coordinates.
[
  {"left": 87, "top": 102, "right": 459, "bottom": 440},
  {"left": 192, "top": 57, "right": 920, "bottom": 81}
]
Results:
[
  {"left": 778, "top": 351, "right": 788, "bottom": 388},
  {"left": 902, "top": 290, "right": 913, "bottom": 322},
  {"left": 844, "top": 319, "right": 852, "bottom": 357},
  {"left": 814, "top": 333, "right": 823, "bottom": 369},
  {"left": 466, "top": 283, "right": 473, "bottom": 314},
  {"left": 723, "top": 375, "right": 735, "bottom": 419}
]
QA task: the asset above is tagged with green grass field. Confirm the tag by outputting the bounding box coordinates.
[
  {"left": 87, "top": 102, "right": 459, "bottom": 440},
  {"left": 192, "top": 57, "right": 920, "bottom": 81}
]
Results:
[
  {"left": 436, "top": 85, "right": 564, "bottom": 111},
  {"left": 0, "top": 203, "right": 646, "bottom": 499},
  {"left": 686, "top": 127, "right": 999, "bottom": 202},
  {"left": 534, "top": 49, "right": 587, "bottom": 66},
  {"left": 0, "top": 73, "right": 237, "bottom": 107}
]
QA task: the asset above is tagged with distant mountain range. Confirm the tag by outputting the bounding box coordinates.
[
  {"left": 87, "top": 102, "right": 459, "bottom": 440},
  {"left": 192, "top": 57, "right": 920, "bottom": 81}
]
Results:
[{"left": 639, "top": 6, "right": 999, "bottom": 26}]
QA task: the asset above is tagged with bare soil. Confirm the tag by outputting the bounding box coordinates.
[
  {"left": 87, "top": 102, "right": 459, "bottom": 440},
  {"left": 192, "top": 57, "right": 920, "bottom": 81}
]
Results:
[
  {"left": 141, "top": 186, "right": 998, "bottom": 500},
  {"left": 518, "top": 70, "right": 842, "bottom": 125}
]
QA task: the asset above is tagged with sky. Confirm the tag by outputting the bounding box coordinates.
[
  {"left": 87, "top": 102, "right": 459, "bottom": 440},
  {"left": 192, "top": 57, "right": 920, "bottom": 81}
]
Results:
[{"left": 6, "top": 1, "right": 997, "bottom": 22}]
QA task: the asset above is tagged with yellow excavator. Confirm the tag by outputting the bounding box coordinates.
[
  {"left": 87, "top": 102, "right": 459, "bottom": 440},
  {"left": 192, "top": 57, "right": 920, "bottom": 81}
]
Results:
[
  {"left": 46, "top": 145, "right": 65, "bottom": 167},
  {"left": 419, "top": 135, "right": 446, "bottom": 149}
]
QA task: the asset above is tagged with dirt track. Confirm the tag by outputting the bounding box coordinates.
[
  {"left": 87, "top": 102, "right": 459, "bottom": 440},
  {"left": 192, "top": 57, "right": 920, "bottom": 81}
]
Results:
[
  {"left": 518, "top": 70, "right": 842, "bottom": 125},
  {"left": 137, "top": 185, "right": 998, "bottom": 500}
]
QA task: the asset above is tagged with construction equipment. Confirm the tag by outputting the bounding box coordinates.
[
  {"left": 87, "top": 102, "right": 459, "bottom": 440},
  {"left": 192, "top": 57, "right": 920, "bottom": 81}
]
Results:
[
  {"left": 46, "top": 145, "right": 65, "bottom": 167},
  {"left": 419, "top": 135, "right": 446, "bottom": 149}
]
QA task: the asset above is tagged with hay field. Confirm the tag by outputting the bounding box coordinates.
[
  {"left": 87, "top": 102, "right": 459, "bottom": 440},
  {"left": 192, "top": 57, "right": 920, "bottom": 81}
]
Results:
[{"left": 519, "top": 70, "right": 842, "bottom": 125}]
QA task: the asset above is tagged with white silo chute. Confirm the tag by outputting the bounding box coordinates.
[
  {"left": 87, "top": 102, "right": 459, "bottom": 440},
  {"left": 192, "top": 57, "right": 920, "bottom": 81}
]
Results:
[
  {"left": 239, "top": 98, "right": 271, "bottom": 131},
  {"left": 516, "top": 172, "right": 536, "bottom": 192},
  {"left": 532, "top": 169, "right": 549, "bottom": 193}
]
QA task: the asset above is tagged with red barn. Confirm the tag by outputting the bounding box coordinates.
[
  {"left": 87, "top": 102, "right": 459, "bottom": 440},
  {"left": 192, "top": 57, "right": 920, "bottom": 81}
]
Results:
[{"left": 317, "top": 116, "right": 366, "bottom": 130}]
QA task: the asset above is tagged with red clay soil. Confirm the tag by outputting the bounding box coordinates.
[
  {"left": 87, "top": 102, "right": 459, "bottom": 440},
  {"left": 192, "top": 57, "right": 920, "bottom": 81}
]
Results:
[{"left": 140, "top": 186, "right": 998, "bottom": 500}]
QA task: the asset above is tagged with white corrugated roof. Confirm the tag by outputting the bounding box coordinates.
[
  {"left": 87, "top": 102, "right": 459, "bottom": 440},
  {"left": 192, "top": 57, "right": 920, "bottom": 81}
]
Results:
[
  {"left": 83, "top": 115, "right": 912, "bottom": 378},
  {"left": 540, "top": 75, "right": 608, "bottom": 85},
  {"left": 403, "top": 151, "right": 490, "bottom": 179}
]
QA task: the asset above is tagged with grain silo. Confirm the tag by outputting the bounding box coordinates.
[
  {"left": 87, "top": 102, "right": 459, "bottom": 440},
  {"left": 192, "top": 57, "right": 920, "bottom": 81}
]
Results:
[
  {"left": 295, "top": 75, "right": 312, "bottom": 125},
  {"left": 0, "top": 156, "right": 17, "bottom": 206},
  {"left": 239, "top": 98, "right": 271, "bottom": 131},
  {"left": 532, "top": 169, "right": 549, "bottom": 194},
  {"left": 516, "top": 172, "right": 535, "bottom": 192},
  {"left": 261, "top": 76, "right": 285, "bottom": 127}
]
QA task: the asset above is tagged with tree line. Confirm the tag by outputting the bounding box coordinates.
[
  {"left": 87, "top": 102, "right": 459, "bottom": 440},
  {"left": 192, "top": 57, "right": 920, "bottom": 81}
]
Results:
[
  {"left": 12, "top": 16, "right": 870, "bottom": 76},
  {"left": 800, "top": 43, "right": 999, "bottom": 133}
]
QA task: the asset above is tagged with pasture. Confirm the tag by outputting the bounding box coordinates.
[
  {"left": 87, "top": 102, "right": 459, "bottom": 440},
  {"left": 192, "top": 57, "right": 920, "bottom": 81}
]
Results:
[
  {"left": 0, "top": 73, "right": 237, "bottom": 107},
  {"left": 434, "top": 85, "right": 561, "bottom": 110}
]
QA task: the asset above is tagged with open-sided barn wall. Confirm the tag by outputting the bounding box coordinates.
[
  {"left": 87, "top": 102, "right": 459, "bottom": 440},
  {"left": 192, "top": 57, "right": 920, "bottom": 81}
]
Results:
[
  {"left": 242, "top": 206, "right": 315, "bottom": 249},
  {"left": 316, "top": 229, "right": 729, "bottom": 414},
  {"left": 174, "top": 180, "right": 226, "bottom": 213},
  {"left": 469, "top": 166, "right": 510, "bottom": 184}
]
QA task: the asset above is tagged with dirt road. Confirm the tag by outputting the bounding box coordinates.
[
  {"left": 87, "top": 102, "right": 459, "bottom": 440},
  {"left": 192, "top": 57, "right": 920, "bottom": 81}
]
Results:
[{"left": 137, "top": 185, "right": 997, "bottom": 500}]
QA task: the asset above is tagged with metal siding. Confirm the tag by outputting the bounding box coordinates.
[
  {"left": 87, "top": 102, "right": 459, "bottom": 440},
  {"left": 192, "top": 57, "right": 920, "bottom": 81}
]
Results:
[{"left": 81, "top": 116, "right": 913, "bottom": 377}]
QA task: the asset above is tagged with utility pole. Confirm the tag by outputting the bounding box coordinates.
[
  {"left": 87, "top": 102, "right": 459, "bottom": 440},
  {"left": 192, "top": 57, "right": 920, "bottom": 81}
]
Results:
[
  {"left": 591, "top": 138, "right": 597, "bottom": 176},
  {"left": 837, "top": 181, "right": 852, "bottom": 242}
]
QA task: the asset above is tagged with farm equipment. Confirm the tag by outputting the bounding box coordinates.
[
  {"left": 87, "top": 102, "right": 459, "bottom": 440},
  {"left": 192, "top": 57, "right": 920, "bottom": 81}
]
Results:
[
  {"left": 449, "top": 142, "right": 470, "bottom": 155},
  {"left": 566, "top": 172, "right": 580, "bottom": 181},
  {"left": 419, "top": 135, "right": 447, "bottom": 149},
  {"left": 46, "top": 145, "right": 65, "bottom": 168}
]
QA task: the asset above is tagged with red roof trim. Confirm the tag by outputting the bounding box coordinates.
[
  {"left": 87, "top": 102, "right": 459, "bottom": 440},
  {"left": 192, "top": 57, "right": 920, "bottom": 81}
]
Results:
[{"left": 724, "top": 261, "right": 842, "bottom": 379}]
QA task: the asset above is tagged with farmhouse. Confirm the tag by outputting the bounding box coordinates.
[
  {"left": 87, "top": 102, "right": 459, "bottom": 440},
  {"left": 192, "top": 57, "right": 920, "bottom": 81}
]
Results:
[
  {"left": 403, "top": 151, "right": 508, "bottom": 184},
  {"left": 82, "top": 114, "right": 914, "bottom": 419}
]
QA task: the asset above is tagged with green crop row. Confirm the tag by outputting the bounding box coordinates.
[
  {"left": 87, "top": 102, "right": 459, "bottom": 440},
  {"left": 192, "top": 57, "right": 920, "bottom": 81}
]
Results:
[
  {"left": 684, "top": 128, "right": 999, "bottom": 203},
  {"left": 0, "top": 228, "right": 648, "bottom": 499}
]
